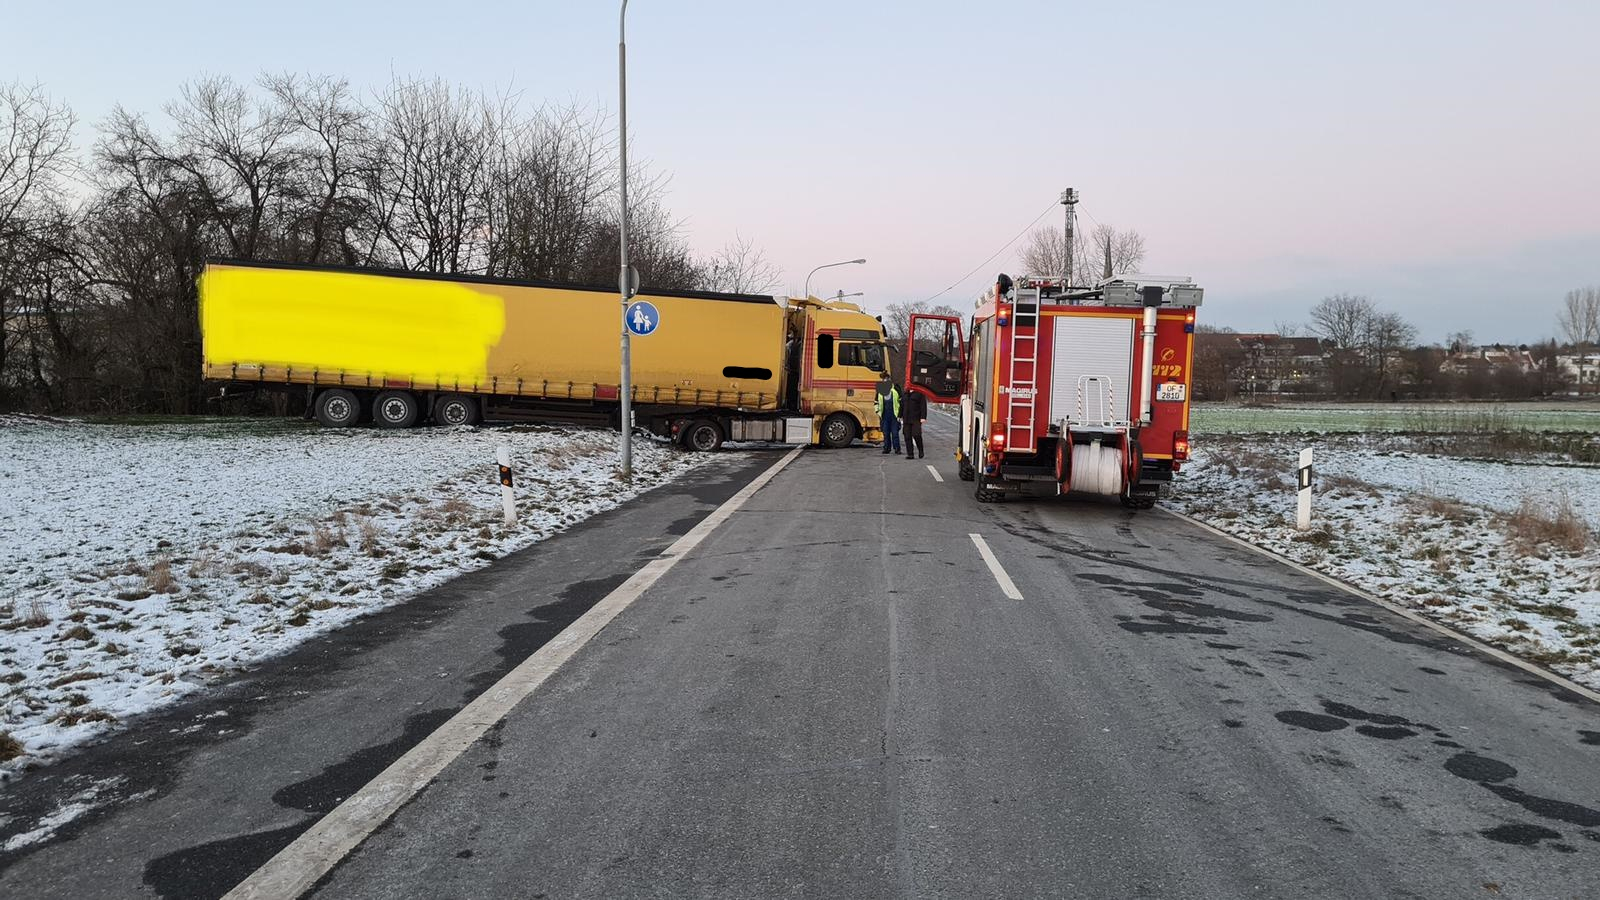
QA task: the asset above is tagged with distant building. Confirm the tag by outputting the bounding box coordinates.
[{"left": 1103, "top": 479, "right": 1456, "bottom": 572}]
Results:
[
  {"left": 1230, "top": 333, "right": 1328, "bottom": 395},
  {"left": 1555, "top": 353, "right": 1600, "bottom": 395},
  {"left": 1440, "top": 344, "right": 1537, "bottom": 376}
]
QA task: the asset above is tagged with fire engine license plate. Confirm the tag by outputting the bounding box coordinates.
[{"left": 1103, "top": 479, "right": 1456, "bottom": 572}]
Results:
[{"left": 1156, "top": 383, "right": 1186, "bottom": 402}]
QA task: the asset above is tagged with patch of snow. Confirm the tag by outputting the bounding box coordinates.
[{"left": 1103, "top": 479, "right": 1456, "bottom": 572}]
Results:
[
  {"left": 0, "top": 418, "right": 707, "bottom": 777},
  {"left": 1167, "top": 434, "right": 1600, "bottom": 690}
]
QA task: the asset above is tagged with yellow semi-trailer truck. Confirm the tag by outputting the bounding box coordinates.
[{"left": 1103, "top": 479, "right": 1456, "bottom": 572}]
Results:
[{"left": 198, "top": 260, "right": 889, "bottom": 449}]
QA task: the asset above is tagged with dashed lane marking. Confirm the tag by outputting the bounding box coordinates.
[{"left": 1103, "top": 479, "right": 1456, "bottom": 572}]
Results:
[
  {"left": 926, "top": 465, "right": 944, "bottom": 483},
  {"left": 969, "top": 533, "right": 1023, "bottom": 600}
]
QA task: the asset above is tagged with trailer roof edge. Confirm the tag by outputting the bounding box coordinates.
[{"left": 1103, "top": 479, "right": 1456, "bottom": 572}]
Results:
[{"left": 202, "top": 257, "right": 781, "bottom": 306}]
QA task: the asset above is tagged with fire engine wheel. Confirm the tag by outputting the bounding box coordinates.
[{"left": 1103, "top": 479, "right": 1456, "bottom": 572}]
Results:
[
  {"left": 433, "top": 394, "right": 480, "bottom": 427},
  {"left": 958, "top": 460, "right": 975, "bottom": 481},
  {"left": 373, "top": 390, "right": 421, "bottom": 429},
  {"left": 684, "top": 419, "right": 724, "bottom": 452},
  {"left": 1120, "top": 494, "right": 1157, "bottom": 510},
  {"left": 975, "top": 482, "right": 1004, "bottom": 503},
  {"left": 314, "top": 389, "right": 362, "bottom": 428},
  {"left": 820, "top": 413, "right": 856, "bottom": 449}
]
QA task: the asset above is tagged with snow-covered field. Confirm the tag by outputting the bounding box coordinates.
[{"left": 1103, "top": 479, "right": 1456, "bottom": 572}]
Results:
[
  {"left": 1169, "top": 432, "right": 1600, "bottom": 690},
  {"left": 0, "top": 415, "right": 704, "bottom": 778}
]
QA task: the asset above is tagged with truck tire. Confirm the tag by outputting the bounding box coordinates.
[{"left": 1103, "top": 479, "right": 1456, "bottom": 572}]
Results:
[
  {"left": 975, "top": 481, "right": 1003, "bottom": 503},
  {"left": 820, "top": 413, "right": 856, "bottom": 449},
  {"left": 1120, "top": 494, "right": 1157, "bottom": 510},
  {"left": 314, "top": 389, "right": 362, "bottom": 428},
  {"left": 434, "top": 394, "right": 480, "bottom": 427},
  {"left": 373, "top": 390, "right": 421, "bottom": 429},
  {"left": 958, "top": 459, "right": 975, "bottom": 481},
  {"left": 684, "top": 419, "right": 724, "bottom": 452}
]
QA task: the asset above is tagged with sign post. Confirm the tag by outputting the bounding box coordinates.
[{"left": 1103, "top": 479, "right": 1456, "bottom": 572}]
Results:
[
  {"left": 496, "top": 445, "right": 517, "bottom": 527},
  {"left": 1296, "top": 447, "right": 1313, "bottom": 530}
]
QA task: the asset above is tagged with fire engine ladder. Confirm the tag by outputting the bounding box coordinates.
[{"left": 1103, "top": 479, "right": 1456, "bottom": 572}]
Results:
[{"left": 1005, "top": 289, "right": 1040, "bottom": 451}]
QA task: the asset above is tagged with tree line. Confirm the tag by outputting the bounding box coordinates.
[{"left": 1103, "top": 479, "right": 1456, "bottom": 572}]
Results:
[
  {"left": 0, "top": 75, "right": 782, "bottom": 415},
  {"left": 1193, "top": 286, "right": 1600, "bottom": 401}
]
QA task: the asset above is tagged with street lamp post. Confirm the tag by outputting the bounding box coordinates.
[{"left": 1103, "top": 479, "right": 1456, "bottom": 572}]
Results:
[
  {"left": 803, "top": 258, "right": 866, "bottom": 300},
  {"left": 617, "top": 0, "right": 634, "bottom": 480}
]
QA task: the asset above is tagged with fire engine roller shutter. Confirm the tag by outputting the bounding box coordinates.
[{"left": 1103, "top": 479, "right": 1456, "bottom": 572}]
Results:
[{"left": 1049, "top": 317, "right": 1135, "bottom": 427}]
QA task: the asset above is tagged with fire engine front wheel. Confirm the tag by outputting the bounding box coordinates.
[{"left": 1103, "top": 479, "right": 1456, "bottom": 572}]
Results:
[
  {"left": 314, "top": 389, "right": 362, "bottom": 428},
  {"left": 373, "top": 390, "right": 421, "bottom": 429},
  {"left": 820, "top": 413, "right": 856, "bottom": 449}
]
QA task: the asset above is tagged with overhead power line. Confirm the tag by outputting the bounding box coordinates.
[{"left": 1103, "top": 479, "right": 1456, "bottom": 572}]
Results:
[{"left": 920, "top": 200, "right": 1059, "bottom": 304}]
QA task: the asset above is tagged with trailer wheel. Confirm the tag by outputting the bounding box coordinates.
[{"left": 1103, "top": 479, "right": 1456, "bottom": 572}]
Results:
[
  {"left": 820, "top": 413, "right": 856, "bottom": 449},
  {"left": 434, "top": 394, "right": 480, "bottom": 427},
  {"left": 373, "top": 390, "right": 421, "bottom": 429},
  {"left": 314, "top": 389, "right": 362, "bottom": 428},
  {"left": 684, "top": 419, "right": 724, "bottom": 452}
]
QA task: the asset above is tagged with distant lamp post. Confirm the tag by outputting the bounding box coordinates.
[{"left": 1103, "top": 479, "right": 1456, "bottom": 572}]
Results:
[{"left": 804, "top": 258, "right": 865, "bottom": 300}]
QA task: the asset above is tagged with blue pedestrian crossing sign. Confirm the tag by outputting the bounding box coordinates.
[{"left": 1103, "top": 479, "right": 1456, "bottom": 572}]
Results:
[{"left": 626, "top": 300, "right": 660, "bottom": 336}]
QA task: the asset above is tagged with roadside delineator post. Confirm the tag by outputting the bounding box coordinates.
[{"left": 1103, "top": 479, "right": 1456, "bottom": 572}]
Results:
[
  {"left": 1296, "top": 447, "right": 1313, "bottom": 530},
  {"left": 496, "top": 445, "right": 517, "bottom": 527}
]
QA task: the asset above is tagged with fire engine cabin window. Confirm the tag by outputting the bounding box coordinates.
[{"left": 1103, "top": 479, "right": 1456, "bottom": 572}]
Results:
[
  {"left": 722, "top": 366, "right": 773, "bottom": 380},
  {"left": 838, "top": 342, "right": 886, "bottom": 372},
  {"left": 816, "top": 333, "right": 835, "bottom": 369}
]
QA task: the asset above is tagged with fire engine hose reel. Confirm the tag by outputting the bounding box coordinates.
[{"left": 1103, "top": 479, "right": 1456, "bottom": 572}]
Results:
[{"left": 1070, "top": 439, "right": 1124, "bottom": 497}]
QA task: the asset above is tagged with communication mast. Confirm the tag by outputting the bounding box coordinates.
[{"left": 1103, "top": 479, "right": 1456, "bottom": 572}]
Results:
[{"left": 1060, "top": 188, "right": 1079, "bottom": 288}]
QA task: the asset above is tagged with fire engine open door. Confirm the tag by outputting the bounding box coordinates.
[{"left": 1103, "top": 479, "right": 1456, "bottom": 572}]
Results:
[{"left": 905, "top": 314, "right": 965, "bottom": 402}]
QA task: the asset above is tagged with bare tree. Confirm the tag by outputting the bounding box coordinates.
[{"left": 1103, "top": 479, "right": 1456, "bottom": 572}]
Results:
[
  {"left": 1018, "top": 226, "right": 1091, "bottom": 285},
  {"left": 1091, "top": 224, "right": 1145, "bottom": 280},
  {"left": 701, "top": 233, "right": 782, "bottom": 294},
  {"left": 1367, "top": 310, "right": 1417, "bottom": 397},
  {"left": 364, "top": 77, "right": 497, "bottom": 273},
  {"left": 1308, "top": 293, "right": 1376, "bottom": 350},
  {"left": 485, "top": 102, "right": 611, "bottom": 281},
  {"left": 883, "top": 300, "right": 962, "bottom": 345},
  {"left": 265, "top": 74, "right": 373, "bottom": 264},
  {"left": 0, "top": 82, "right": 76, "bottom": 407},
  {"left": 1557, "top": 285, "right": 1600, "bottom": 349}
]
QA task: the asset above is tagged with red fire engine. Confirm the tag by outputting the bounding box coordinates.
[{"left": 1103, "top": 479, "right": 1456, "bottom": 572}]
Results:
[{"left": 905, "top": 273, "right": 1202, "bottom": 507}]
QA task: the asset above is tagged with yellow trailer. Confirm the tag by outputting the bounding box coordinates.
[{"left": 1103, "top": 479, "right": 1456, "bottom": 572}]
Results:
[{"left": 199, "top": 260, "right": 888, "bottom": 449}]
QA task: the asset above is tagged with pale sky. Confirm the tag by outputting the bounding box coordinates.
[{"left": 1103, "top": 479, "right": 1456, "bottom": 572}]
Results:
[{"left": 8, "top": 0, "right": 1598, "bottom": 344}]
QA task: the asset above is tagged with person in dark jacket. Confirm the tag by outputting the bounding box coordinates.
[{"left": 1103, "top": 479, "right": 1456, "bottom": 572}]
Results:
[
  {"left": 874, "top": 374, "right": 901, "bottom": 455},
  {"left": 901, "top": 389, "right": 927, "bottom": 459}
]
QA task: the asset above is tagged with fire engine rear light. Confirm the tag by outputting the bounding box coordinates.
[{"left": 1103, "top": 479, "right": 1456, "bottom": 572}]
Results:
[
  {"left": 1184, "top": 311, "right": 1196, "bottom": 334},
  {"left": 1174, "top": 430, "right": 1191, "bottom": 460},
  {"left": 991, "top": 433, "right": 1006, "bottom": 448}
]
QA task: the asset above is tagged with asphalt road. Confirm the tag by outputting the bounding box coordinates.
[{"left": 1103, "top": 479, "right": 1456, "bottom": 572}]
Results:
[{"left": 6, "top": 415, "right": 1600, "bottom": 898}]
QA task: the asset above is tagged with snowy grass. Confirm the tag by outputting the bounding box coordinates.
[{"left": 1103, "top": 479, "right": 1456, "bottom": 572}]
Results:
[
  {"left": 1169, "top": 433, "right": 1600, "bottom": 689},
  {"left": 1191, "top": 402, "right": 1600, "bottom": 435},
  {"left": 0, "top": 416, "right": 706, "bottom": 778}
]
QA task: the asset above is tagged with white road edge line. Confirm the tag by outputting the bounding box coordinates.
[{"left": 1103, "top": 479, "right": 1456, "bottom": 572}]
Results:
[
  {"left": 1158, "top": 506, "right": 1600, "bottom": 706},
  {"left": 224, "top": 447, "right": 807, "bottom": 900},
  {"left": 969, "top": 533, "right": 1023, "bottom": 600},
  {"left": 926, "top": 465, "right": 944, "bottom": 483}
]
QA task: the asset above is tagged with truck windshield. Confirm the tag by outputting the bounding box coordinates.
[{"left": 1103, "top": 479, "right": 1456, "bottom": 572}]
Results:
[{"left": 839, "top": 342, "right": 886, "bottom": 372}]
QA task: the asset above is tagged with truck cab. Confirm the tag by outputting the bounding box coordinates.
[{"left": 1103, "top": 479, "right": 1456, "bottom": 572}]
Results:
[{"left": 787, "top": 297, "right": 890, "bottom": 448}]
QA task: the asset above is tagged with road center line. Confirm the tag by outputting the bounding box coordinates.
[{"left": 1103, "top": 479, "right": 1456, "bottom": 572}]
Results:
[
  {"left": 224, "top": 448, "right": 806, "bottom": 900},
  {"left": 925, "top": 465, "right": 944, "bottom": 483},
  {"left": 969, "top": 533, "right": 1023, "bottom": 599}
]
